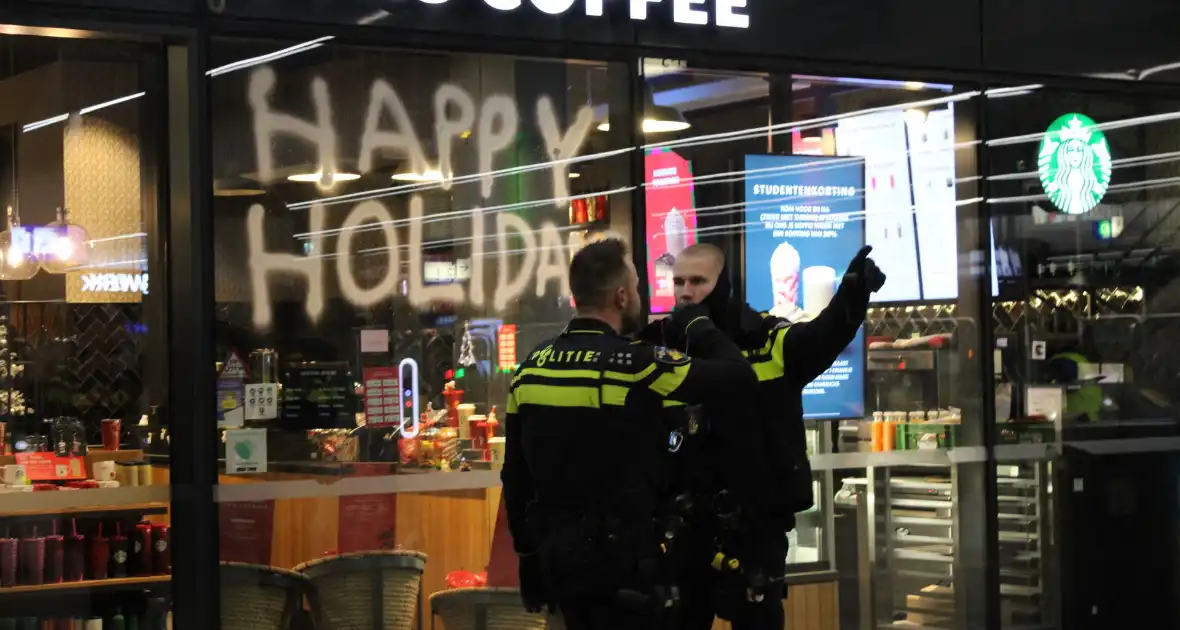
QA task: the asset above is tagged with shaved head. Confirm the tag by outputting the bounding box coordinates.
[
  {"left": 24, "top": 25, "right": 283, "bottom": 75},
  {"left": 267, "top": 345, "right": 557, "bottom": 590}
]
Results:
[
  {"left": 681, "top": 243, "right": 725, "bottom": 271},
  {"left": 674, "top": 243, "right": 726, "bottom": 305}
]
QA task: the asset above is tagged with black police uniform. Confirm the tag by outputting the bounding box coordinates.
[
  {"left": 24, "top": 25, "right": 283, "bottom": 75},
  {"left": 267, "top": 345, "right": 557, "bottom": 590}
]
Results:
[
  {"left": 502, "top": 315, "right": 759, "bottom": 630},
  {"left": 650, "top": 265, "right": 871, "bottom": 630}
]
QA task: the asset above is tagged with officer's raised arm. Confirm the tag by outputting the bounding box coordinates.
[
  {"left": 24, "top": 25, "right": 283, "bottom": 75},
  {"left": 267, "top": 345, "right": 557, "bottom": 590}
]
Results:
[
  {"left": 776, "top": 245, "right": 885, "bottom": 385},
  {"left": 642, "top": 302, "right": 758, "bottom": 405}
]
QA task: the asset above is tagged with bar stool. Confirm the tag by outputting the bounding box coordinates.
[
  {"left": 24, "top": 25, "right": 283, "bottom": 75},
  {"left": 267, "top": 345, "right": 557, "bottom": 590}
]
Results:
[
  {"left": 428, "top": 587, "right": 548, "bottom": 630},
  {"left": 295, "top": 550, "right": 428, "bottom": 630},
  {"left": 219, "top": 561, "right": 312, "bottom": 630}
]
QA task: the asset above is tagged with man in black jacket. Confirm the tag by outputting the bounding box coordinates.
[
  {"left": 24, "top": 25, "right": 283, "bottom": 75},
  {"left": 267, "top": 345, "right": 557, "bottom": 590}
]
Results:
[
  {"left": 647, "top": 242, "right": 884, "bottom": 629},
  {"left": 502, "top": 238, "right": 761, "bottom": 629}
]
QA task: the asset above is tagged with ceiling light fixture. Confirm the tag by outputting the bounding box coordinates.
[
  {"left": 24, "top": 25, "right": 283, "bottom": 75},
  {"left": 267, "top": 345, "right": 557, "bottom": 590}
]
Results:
[
  {"left": 597, "top": 107, "right": 691, "bottom": 134},
  {"left": 22, "top": 91, "right": 146, "bottom": 134},
  {"left": 391, "top": 168, "right": 444, "bottom": 183},
  {"left": 597, "top": 86, "right": 690, "bottom": 134},
  {"left": 287, "top": 172, "right": 361, "bottom": 184}
]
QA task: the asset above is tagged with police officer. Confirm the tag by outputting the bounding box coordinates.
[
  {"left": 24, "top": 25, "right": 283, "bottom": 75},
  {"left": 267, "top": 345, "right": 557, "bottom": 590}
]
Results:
[
  {"left": 648, "top": 242, "right": 885, "bottom": 629},
  {"left": 501, "top": 238, "right": 760, "bottom": 630}
]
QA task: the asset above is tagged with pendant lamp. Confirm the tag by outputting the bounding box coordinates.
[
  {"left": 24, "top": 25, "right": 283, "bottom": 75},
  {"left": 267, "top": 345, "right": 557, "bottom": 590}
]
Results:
[
  {"left": 0, "top": 206, "right": 38, "bottom": 281},
  {"left": 40, "top": 207, "right": 91, "bottom": 274}
]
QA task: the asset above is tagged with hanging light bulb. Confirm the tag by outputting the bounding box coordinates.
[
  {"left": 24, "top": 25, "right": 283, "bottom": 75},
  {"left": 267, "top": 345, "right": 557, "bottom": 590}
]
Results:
[
  {"left": 39, "top": 207, "right": 90, "bottom": 274},
  {"left": 0, "top": 207, "right": 38, "bottom": 281}
]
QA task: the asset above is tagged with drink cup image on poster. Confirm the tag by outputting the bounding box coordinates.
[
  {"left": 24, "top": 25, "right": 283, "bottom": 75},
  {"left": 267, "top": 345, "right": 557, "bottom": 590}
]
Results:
[
  {"left": 645, "top": 149, "right": 699, "bottom": 314},
  {"left": 744, "top": 154, "right": 867, "bottom": 420}
]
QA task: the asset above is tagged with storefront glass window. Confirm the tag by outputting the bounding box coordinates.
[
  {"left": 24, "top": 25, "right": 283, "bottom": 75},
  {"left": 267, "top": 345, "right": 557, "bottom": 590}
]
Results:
[
  {"left": 0, "top": 31, "right": 172, "bottom": 625},
  {"left": 209, "top": 37, "right": 630, "bottom": 626},
  {"left": 637, "top": 62, "right": 992, "bottom": 627},
  {"left": 985, "top": 84, "right": 1180, "bottom": 628}
]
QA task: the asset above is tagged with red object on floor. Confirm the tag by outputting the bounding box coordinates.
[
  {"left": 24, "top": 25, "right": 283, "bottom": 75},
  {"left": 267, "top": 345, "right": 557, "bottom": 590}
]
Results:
[{"left": 485, "top": 495, "right": 519, "bottom": 587}]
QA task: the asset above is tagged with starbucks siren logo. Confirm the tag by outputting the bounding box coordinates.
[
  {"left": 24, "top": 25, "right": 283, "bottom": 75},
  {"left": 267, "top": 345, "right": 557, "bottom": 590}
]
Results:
[{"left": 1038, "top": 113, "right": 1112, "bottom": 215}]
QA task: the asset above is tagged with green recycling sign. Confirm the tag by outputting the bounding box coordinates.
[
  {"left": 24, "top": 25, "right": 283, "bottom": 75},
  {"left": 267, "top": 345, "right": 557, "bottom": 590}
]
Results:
[{"left": 1037, "top": 113, "right": 1112, "bottom": 215}]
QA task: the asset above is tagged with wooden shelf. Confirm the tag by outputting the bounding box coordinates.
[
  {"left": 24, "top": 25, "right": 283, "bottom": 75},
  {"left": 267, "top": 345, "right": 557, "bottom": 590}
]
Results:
[
  {"left": 0, "top": 575, "right": 170, "bottom": 596},
  {"left": 0, "top": 502, "right": 169, "bottom": 523}
]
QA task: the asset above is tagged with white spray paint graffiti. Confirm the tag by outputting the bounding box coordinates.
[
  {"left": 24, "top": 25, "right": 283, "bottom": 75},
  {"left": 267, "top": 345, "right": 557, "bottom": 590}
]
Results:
[{"left": 246, "top": 66, "right": 609, "bottom": 329}]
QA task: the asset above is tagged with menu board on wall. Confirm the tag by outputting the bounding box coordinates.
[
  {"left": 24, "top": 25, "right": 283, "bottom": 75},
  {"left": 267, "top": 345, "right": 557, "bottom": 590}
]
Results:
[
  {"left": 743, "top": 154, "right": 866, "bottom": 420},
  {"left": 836, "top": 110, "right": 921, "bottom": 302},
  {"left": 645, "top": 149, "right": 698, "bottom": 314},
  {"left": 281, "top": 362, "right": 355, "bottom": 429},
  {"left": 908, "top": 105, "right": 960, "bottom": 300},
  {"left": 835, "top": 105, "right": 961, "bottom": 302}
]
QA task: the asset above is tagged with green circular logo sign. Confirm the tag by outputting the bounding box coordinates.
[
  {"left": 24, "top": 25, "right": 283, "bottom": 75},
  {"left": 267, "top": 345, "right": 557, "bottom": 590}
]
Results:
[{"left": 1037, "top": 113, "right": 1112, "bottom": 215}]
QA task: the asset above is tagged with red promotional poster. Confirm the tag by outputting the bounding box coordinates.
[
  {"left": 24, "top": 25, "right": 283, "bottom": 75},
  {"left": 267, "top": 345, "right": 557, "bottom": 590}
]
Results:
[
  {"left": 496, "top": 324, "right": 517, "bottom": 372},
  {"left": 338, "top": 494, "right": 399, "bottom": 553},
  {"left": 645, "top": 149, "right": 698, "bottom": 313},
  {"left": 362, "top": 366, "right": 399, "bottom": 426},
  {"left": 218, "top": 501, "right": 275, "bottom": 565}
]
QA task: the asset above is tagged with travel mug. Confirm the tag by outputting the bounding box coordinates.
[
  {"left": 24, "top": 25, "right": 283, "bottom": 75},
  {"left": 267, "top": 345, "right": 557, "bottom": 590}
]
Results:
[
  {"left": 44, "top": 533, "right": 64, "bottom": 583},
  {"left": 150, "top": 526, "right": 170, "bottom": 575},
  {"left": 88, "top": 532, "right": 109, "bottom": 580},
  {"left": 109, "top": 527, "right": 128, "bottom": 578},
  {"left": 101, "top": 419, "right": 121, "bottom": 451},
  {"left": 18, "top": 535, "right": 44, "bottom": 585},
  {"left": 132, "top": 523, "right": 152, "bottom": 576},
  {"left": 64, "top": 522, "right": 85, "bottom": 582},
  {"left": 0, "top": 536, "right": 17, "bottom": 587}
]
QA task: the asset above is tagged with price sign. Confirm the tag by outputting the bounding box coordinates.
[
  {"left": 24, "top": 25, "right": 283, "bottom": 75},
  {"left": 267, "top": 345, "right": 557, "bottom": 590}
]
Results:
[
  {"left": 363, "top": 366, "right": 400, "bottom": 426},
  {"left": 497, "top": 325, "right": 517, "bottom": 372}
]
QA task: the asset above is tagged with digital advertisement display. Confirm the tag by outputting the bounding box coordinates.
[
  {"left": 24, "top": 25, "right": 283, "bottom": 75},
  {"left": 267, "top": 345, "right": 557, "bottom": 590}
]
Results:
[
  {"left": 744, "top": 154, "right": 866, "bottom": 420},
  {"left": 835, "top": 105, "right": 961, "bottom": 302},
  {"left": 645, "top": 148, "right": 698, "bottom": 314}
]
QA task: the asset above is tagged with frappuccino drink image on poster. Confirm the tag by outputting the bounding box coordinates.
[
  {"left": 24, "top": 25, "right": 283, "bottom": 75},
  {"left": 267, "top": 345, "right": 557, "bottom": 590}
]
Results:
[{"left": 1037, "top": 113, "right": 1112, "bottom": 215}]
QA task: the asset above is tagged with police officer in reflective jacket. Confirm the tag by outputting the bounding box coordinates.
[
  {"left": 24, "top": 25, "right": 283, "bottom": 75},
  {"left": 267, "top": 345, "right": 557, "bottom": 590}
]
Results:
[
  {"left": 502, "top": 238, "right": 760, "bottom": 630},
  {"left": 646, "top": 242, "right": 885, "bottom": 630}
]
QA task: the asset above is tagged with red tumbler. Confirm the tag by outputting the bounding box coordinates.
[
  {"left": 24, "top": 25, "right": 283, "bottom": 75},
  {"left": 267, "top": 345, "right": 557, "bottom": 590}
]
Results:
[
  {"left": 0, "top": 535, "right": 16, "bottom": 587},
  {"left": 151, "top": 525, "right": 170, "bottom": 575},
  {"left": 133, "top": 523, "right": 152, "bottom": 576}
]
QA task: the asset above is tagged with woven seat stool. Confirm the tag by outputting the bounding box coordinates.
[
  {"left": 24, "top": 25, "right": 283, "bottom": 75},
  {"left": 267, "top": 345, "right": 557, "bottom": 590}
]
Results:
[
  {"left": 429, "top": 587, "right": 547, "bottom": 630},
  {"left": 295, "top": 550, "right": 428, "bottom": 630},
  {"left": 220, "top": 562, "right": 312, "bottom": 630}
]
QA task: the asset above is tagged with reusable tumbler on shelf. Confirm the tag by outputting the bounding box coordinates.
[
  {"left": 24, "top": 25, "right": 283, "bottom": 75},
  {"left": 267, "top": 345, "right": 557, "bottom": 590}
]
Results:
[
  {"left": 89, "top": 524, "right": 109, "bottom": 580},
  {"left": 44, "top": 523, "right": 63, "bottom": 584},
  {"left": 150, "top": 525, "right": 169, "bottom": 575},
  {"left": 101, "top": 419, "right": 121, "bottom": 451},
  {"left": 0, "top": 529, "right": 17, "bottom": 587},
  {"left": 18, "top": 529, "right": 45, "bottom": 586},
  {"left": 109, "top": 524, "right": 128, "bottom": 578},
  {"left": 133, "top": 523, "right": 152, "bottom": 576},
  {"left": 64, "top": 520, "right": 85, "bottom": 582}
]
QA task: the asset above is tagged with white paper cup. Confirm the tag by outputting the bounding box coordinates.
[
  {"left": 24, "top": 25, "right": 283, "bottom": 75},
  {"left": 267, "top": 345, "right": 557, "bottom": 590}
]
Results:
[{"left": 802, "top": 265, "right": 837, "bottom": 314}]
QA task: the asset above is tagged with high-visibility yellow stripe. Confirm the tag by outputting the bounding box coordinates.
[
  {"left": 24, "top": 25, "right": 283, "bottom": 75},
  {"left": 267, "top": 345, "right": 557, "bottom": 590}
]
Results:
[
  {"left": 513, "top": 384, "right": 599, "bottom": 408},
  {"left": 649, "top": 365, "right": 690, "bottom": 396},
  {"left": 604, "top": 364, "right": 656, "bottom": 383},
  {"left": 770, "top": 326, "right": 788, "bottom": 371},
  {"left": 663, "top": 400, "right": 686, "bottom": 408},
  {"left": 602, "top": 384, "right": 628, "bottom": 406},
  {"left": 517, "top": 367, "right": 600, "bottom": 380},
  {"left": 753, "top": 360, "right": 784, "bottom": 382},
  {"left": 507, "top": 390, "right": 519, "bottom": 414}
]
